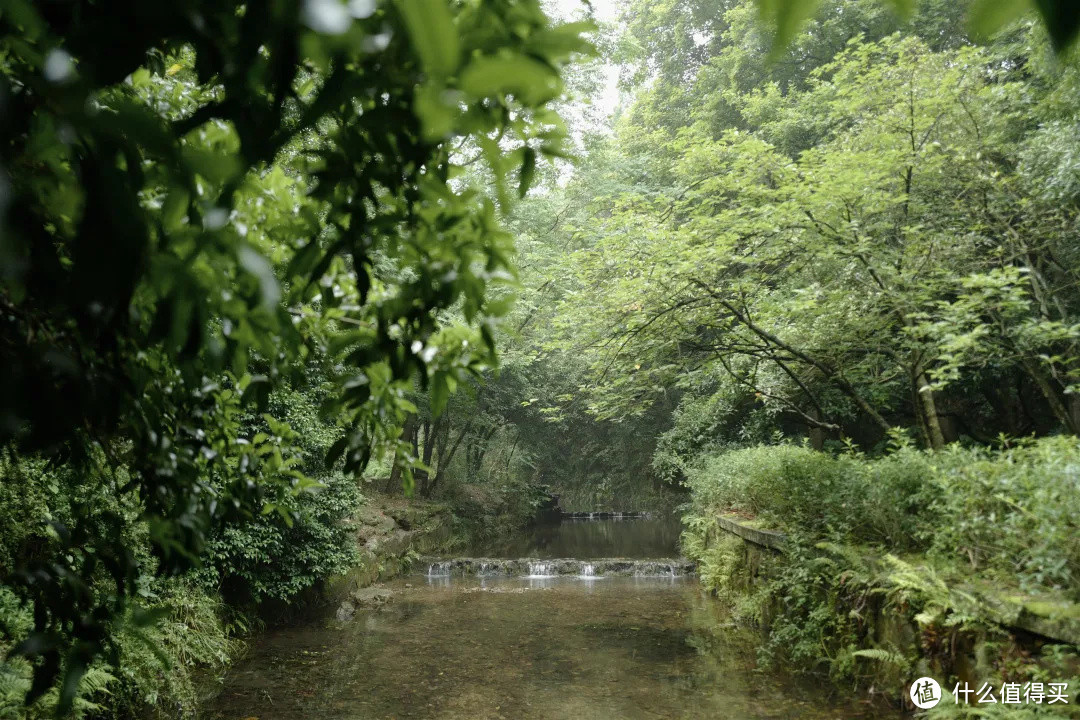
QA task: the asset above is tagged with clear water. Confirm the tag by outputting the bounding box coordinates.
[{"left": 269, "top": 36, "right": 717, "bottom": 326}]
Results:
[
  {"left": 474, "top": 516, "right": 683, "bottom": 559},
  {"left": 209, "top": 579, "right": 896, "bottom": 719}
]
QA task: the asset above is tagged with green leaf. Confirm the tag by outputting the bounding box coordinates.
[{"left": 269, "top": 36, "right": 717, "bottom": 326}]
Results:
[
  {"left": 1030, "top": 0, "right": 1080, "bottom": 51},
  {"left": 431, "top": 373, "right": 450, "bottom": 416},
  {"left": 287, "top": 239, "right": 322, "bottom": 280},
  {"left": 757, "top": 0, "right": 823, "bottom": 58},
  {"left": 238, "top": 246, "right": 282, "bottom": 311},
  {"left": 887, "top": 0, "right": 917, "bottom": 18},
  {"left": 57, "top": 655, "right": 87, "bottom": 715},
  {"left": 415, "top": 83, "right": 456, "bottom": 141},
  {"left": 969, "top": 0, "right": 1034, "bottom": 39},
  {"left": 181, "top": 147, "right": 244, "bottom": 184},
  {"left": 526, "top": 21, "right": 597, "bottom": 61},
  {"left": 161, "top": 187, "right": 190, "bottom": 232},
  {"left": 459, "top": 54, "right": 561, "bottom": 105},
  {"left": 396, "top": 0, "right": 460, "bottom": 78},
  {"left": 241, "top": 374, "right": 271, "bottom": 411}
]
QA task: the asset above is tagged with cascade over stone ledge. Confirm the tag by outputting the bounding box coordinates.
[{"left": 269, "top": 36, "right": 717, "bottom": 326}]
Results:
[{"left": 419, "top": 557, "right": 696, "bottom": 578}]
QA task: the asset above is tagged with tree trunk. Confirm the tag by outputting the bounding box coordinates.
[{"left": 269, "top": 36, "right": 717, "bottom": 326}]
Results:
[
  {"left": 414, "top": 419, "right": 436, "bottom": 493},
  {"left": 1022, "top": 358, "right": 1079, "bottom": 435},
  {"left": 386, "top": 417, "right": 417, "bottom": 493},
  {"left": 915, "top": 372, "right": 946, "bottom": 450},
  {"left": 425, "top": 417, "right": 473, "bottom": 498},
  {"left": 808, "top": 409, "right": 825, "bottom": 450}
]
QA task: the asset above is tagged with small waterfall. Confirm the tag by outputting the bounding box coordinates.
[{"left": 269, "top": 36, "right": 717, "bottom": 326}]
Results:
[
  {"left": 578, "top": 563, "right": 604, "bottom": 580},
  {"left": 414, "top": 556, "right": 694, "bottom": 580},
  {"left": 526, "top": 561, "right": 554, "bottom": 578},
  {"left": 426, "top": 561, "right": 451, "bottom": 578}
]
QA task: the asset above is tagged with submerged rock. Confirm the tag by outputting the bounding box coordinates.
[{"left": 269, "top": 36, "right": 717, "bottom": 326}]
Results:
[
  {"left": 351, "top": 586, "right": 393, "bottom": 606},
  {"left": 337, "top": 586, "right": 393, "bottom": 621},
  {"left": 336, "top": 600, "right": 356, "bottom": 622}
]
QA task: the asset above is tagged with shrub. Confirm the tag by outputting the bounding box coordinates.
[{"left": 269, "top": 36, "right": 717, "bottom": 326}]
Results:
[
  {"left": 109, "top": 581, "right": 239, "bottom": 719},
  {"left": 195, "top": 471, "right": 361, "bottom": 603},
  {"left": 1, "top": 579, "right": 236, "bottom": 720},
  {"left": 685, "top": 444, "right": 935, "bottom": 550},
  {"left": 685, "top": 437, "right": 1080, "bottom": 596},
  {"left": 929, "top": 437, "right": 1080, "bottom": 598}
]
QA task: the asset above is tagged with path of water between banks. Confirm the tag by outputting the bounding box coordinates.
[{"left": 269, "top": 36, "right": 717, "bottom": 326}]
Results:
[{"left": 208, "top": 517, "right": 900, "bottom": 719}]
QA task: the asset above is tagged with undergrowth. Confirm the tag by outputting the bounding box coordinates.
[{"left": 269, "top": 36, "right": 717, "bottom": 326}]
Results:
[{"left": 682, "top": 437, "right": 1080, "bottom": 714}]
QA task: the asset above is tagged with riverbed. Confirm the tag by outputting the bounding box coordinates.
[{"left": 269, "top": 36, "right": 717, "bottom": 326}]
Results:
[{"left": 208, "top": 518, "right": 899, "bottom": 719}]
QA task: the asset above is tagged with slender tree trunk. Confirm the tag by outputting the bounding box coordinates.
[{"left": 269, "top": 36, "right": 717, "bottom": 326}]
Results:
[
  {"left": 506, "top": 432, "right": 519, "bottom": 470},
  {"left": 386, "top": 417, "right": 417, "bottom": 493},
  {"left": 809, "top": 408, "right": 825, "bottom": 451},
  {"left": 1021, "top": 358, "right": 1079, "bottom": 434},
  {"left": 915, "top": 372, "right": 946, "bottom": 450},
  {"left": 413, "top": 419, "right": 436, "bottom": 493},
  {"left": 911, "top": 377, "right": 932, "bottom": 448},
  {"left": 425, "top": 417, "right": 473, "bottom": 498}
]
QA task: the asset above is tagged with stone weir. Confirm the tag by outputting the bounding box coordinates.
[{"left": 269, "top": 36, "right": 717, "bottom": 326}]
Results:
[
  {"left": 560, "top": 511, "right": 651, "bottom": 520},
  {"left": 419, "top": 557, "right": 695, "bottom": 578}
]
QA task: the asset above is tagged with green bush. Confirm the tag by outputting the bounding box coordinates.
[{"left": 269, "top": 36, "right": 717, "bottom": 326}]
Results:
[
  {"left": 928, "top": 437, "right": 1080, "bottom": 598},
  {"left": 684, "top": 443, "right": 935, "bottom": 551},
  {"left": 685, "top": 437, "right": 1080, "bottom": 597},
  {"left": 0, "top": 410, "right": 363, "bottom": 716},
  {"left": 108, "top": 581, "right": 238, "bottom": 719},
  {"left": 195, "top": 471, "right": 361, "bottom": 603},
  {"left": 1, "top": 579, "right": 236, "bottom": 720}
]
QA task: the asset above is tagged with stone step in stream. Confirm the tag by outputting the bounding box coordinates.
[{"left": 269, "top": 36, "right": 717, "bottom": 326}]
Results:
[{"left": 418, "top": 556, "right": 695, "bottom": 579}]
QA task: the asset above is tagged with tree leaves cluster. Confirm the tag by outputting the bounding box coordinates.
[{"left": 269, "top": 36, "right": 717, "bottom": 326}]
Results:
[
  {"left": 491, "top": 0, "right": 1080, "bottom": 504},
  {"left": 0, "top": 0, "right": 591, "bottom": 710}
]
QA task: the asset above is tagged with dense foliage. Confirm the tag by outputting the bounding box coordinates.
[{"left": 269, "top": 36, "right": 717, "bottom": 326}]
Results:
[
  {"left": 3, "top": 0, "right": 1080, "bottom": 716},
  {"left": 408, "top": 0, "right": 1080, "bottom": 525},
  {"left": 0, "top": 0, "right": 591, "bottom": 713},
  {"left": 685, "top": 438, "right": 1080, "bottom": 598},
  {"left": 455, "top": 0, "right": 1080, "bottom": 709},
  {"left": 681, "top": 439, "right": 1080, "bottom": 717}
]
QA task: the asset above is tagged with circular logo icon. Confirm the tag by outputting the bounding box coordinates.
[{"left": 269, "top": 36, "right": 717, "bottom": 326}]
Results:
[{"left": 910, "top": 677, "right": 942, "bottom": 709}]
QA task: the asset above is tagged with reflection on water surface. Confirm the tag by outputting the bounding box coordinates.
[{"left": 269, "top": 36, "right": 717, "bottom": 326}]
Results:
[
  {"left": 474, "top": 516, "right": 684, "bottom": 559},
  {"left": 209, "top": 576, "right": 897, "bottom": 720}
]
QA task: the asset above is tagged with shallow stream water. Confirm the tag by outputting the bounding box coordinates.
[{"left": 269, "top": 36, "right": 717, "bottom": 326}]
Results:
[
  {"left": 208, "top": 519, "right": 900, "bottom": 719},
  {"left": 474, "top": 515, "right": 683, "bottom": 559}
]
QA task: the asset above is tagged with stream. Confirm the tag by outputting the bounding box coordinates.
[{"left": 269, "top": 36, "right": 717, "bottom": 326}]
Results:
[{"left": 208, "top": 517, "right": 899, "bottom": 719}]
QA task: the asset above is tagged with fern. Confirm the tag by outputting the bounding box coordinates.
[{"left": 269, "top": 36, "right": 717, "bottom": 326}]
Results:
[
  {"left": 852, "top": 648, "right": 909, "bottom": 669},
  {"left": 0, "top": 660, "right": 115, "bottom": 720},
  {"left": 881, "top": 555, "right": 984, "bottom": 628}
]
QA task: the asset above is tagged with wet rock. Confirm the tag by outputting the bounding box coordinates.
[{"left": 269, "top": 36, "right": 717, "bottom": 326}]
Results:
[
  {"left": 337, "top": 587, "right": 392, "bottom": 620},
  {"left": 351, "top": 586, "right": 393, "bottom": 606},
  {"left": 336, "top": 600, "right": 356, "bottom": 622},
  {"left": 370, "top": 529, "right": 413, "bottom": 555},
  {"left": 385, "top": 505, "right": 426, "bottom": 530},
  {"left": 355, "top": 506, "right": 398, "bottom": 544}
]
